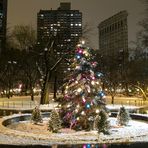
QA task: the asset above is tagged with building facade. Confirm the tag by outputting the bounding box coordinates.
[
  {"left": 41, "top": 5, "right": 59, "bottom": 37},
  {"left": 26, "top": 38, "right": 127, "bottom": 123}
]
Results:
[
  {"left": 37, "top": 2, "right": 82, "bottom": 58},
  {"left": 98, "top": 11, "right": 128, "bottom": 76},
  {"left": 0, "top": 0, "right": 7, "bottom": 54},
  {"left": 37, "top": 2, "right": 82, "bottom": 86}
]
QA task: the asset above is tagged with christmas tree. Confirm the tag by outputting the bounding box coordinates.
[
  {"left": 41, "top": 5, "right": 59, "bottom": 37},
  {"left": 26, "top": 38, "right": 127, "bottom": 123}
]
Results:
[
  {"left": 117, "top": 106, "right": 130, "bottom": 126},
  {"left": 96, "top": 109, "right": 110, "bottom": 134},
  {"left": 31, "top": 106, "right": 42, "bottom": 124},
  {"left": 59, "top": 42, "right": 106, "bottom": 131},
  {"left": 48, "top": 110, "right": 62, "bottom": 133}
]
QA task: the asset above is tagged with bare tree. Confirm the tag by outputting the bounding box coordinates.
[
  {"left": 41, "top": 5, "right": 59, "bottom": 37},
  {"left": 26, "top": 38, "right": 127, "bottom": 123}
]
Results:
[
  {"left": 137, "top": 0, "right": 148, "bottom": 48},
  {"left": 12, "top": 25, "right": 36, "bottom": 51},
  {"left": 12, "top": 25, "right": 39, "bottom": 100}
]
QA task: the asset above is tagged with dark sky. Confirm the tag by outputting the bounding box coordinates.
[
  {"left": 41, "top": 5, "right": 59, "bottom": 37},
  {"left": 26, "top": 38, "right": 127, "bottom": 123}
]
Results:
[{"left": 7, "top": 0, "right": 145, "bottom": 49}]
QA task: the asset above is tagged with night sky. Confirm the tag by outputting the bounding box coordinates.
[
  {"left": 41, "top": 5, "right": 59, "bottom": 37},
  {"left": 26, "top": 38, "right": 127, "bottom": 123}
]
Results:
[{"left": 8, "top": 0, "right": 145, "bottom": 49}]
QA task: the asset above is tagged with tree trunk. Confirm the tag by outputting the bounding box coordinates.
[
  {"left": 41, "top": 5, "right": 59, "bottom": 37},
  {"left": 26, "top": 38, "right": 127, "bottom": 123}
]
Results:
[
  {"left": 111, "top": 96, "right": 114, "bottom": 105},
  {"left": 30, "top": 87, "right": 34, "bottom": 101},
  {"left": 40, "top": 71, "right": 52, "bottom": 104},
  {"left": 53, "top": 71, "right": 57, "bottom": 99},
  {"left": 125, "top": 82, "right": 129, "bottom": 96}
]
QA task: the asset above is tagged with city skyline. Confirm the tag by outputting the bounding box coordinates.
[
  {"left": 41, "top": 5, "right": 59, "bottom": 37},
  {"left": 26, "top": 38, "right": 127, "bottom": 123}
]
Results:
[{"left": 8, "top": 0, "right": 145, "bottom": 49}]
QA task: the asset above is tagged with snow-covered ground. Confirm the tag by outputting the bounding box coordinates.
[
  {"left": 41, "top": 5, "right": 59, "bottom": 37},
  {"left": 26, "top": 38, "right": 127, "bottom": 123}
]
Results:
[
  {"left": 106, "top": 105, "right": 139, "bottom": 110},
  {"left": 39, "top": 103, "right": 141, "bottom": 112},
  {"left": 0, "top": 116, "right": 147, "bottom": 145},
  {"left": 0, "top": 103, "right": 147, "bottom": 145}
]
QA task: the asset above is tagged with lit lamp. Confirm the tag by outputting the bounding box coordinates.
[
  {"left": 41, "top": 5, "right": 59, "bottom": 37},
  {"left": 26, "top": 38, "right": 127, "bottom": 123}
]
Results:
[{"left": 81, "top": 40, "right": 85, "bottom": 45}]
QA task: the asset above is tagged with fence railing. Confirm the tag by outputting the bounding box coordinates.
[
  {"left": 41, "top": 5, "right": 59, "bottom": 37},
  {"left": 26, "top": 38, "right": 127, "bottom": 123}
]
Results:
[
  {"left": 0, "top": 101, "right": 36, "bottom": 109},
  {"left": 0, "top": 99, "right": 148, "bottom": 109}
]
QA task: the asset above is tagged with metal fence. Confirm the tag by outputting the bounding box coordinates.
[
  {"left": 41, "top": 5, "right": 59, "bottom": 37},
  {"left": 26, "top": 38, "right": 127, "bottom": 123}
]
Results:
[
  {"left": 0, "top": 99, "right": 148, "bottom": 109},
  {"left": 0, "top": 101, "right": 36, "bottom": 109}
]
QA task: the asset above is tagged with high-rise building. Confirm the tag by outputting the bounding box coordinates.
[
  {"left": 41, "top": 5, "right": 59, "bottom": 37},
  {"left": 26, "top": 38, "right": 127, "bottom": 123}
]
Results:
[
  {"left": 0, "top": 0, "right": 7, "bottom": 54},
  {"left": 37, "top": 2, "right": 82, "bottom": 86},
  {"left": 98, "top": 11, "right": 128, "bottom": 76},
  {"left": 37, "top": 2, "right": 82, "bottom": 58}
]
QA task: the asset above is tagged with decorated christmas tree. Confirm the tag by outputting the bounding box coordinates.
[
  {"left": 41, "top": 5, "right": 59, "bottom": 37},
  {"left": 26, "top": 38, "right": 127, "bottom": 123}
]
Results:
[
  {"left": 96, "top": 109, "right": 110, "bottom": 134},
  {"left": 31, "top": 106, "right": 42, "bottom": 124},
  {"left": 117, "top": 106, "right": 130, "bottom": 126},
  {"left": 48, "top": 110, "right": 62, "bottom": 133},
  {"left": 58, "top": 42, "right": 106, "bottom": 131}
]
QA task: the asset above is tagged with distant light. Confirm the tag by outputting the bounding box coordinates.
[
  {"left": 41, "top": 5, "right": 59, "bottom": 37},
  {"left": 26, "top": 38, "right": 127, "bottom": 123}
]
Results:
[
  {"left": 81, "top": 40, "right": 85, "bottom": 45},
  {"left": 44, "top": 48, "right": 48, "bottom": 51}
]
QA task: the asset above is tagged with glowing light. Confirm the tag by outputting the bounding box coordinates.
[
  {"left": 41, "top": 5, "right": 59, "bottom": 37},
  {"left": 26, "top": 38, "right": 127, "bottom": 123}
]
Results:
[
  {"left": 99, "top": 92, "right": 105, "bottom": 97},
  {"left": 82, "top": 97, "right": 86, "bottom": 103},
  {"left": 77, "top": 44, "right": 81, "bottom": 47},
  {"left": 76, "top": 66, "right": 81, "bottom": 70},
  {"left": 86, "top": 103, "right": 91, "bottom": 109},
  {"left": 75, "top": 109, "right": 78, "bottom": 113},
  {"left": 76, "top": 117, "right": 80, "bottom": 120},
  {"left": 77, "top": 88, "right": 82, "bottom": 92},
  {"left": 96, "top": 81, "right": 99, "bottom": 85},
  {"left": 81, "top": 111, "right": 85, "bottom": 115},
  {"left": 128, "top": 89, "right": 132, "bottom": 92},
  {"left": 76, "top": 55, "right": 81, "bottom": 59},
  {"left": 66, "top": 86, "right": 69, "bottom": 89},
  {"left": 19, "top": 84, "right": 22, "bottom": 89},
  {"left": 103, "top": 144, "right": 107, "bottom": 148},
  {"left": 83, "top": 51, "right": 89, "bottom": 56},
  {"left": 85, "top": 53, "right": 89, "bottom": 56},
  {"left": 96, "top": 109, "right": 99, "bottom": 113},
  {"left": 97, "top": 72, "right": 103, "bottom": 77},
  {"left": 78, "top": 49, "right": 83, "bottom": 54},
  {"left": 67, "top": 104, "right": 70, "bottom": 107},
  {"left": 92, "top": 77, "right": 95, "bottom": 80},
  {"left": 33, "top": 88, "right": 36, "bottom": 93},
  {"left": 75, "top": 81, "right": 78, "bottom": 84},
  {"left": 83, "top": 144, "right": 87, "bottom": 148},
  {"left": 76, "top": 104, "right": 80, "bottom": 108},
  {"left": 91, "top": 81, "right": 95, "bottom": 85},
  {"left": 81, "top": 40, "right": 85, "bottom": 45},
  {"left": 86, "top": 144, "right": 91, "bottom": 148}
]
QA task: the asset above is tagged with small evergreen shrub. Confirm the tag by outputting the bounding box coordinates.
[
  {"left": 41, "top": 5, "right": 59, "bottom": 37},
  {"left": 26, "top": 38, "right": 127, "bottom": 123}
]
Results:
[
  {"left": 117, "top": 106, "right": 130, "bottom": 126},
  {"left": 48, "top": 110, "right": 62, "bottom": 133},
  {"left": 31, "top": 106, "right": 43, "bottom": 124},
  {"left": 96, "top": 109, "right": 110, "bottom": 134}
]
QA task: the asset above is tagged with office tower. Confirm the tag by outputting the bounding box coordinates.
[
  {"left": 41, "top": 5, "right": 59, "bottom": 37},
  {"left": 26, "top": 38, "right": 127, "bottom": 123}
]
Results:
[
  {"left": 0, "top": 0, "right": 7, "bottom": 54},
  {"left": 37, "top": 2, "right": 82, "bottom": 59},
  {"left": 37, "top": 2, "right": 82, "bottom": 86},
  {"left": 98, "top": 11, "right": 128, "bottom": 76}
]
